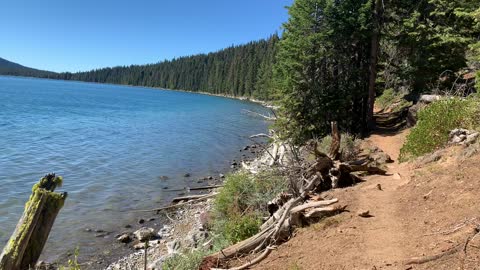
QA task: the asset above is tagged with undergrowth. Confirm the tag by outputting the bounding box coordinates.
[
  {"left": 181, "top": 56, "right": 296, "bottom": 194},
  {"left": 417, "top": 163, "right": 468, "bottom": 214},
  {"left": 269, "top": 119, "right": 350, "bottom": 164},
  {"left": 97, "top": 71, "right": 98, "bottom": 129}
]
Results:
[
  {"left": 316, "top": 133, "right": 361, "bottom": 161},
  {"left": 161, "top": 170, "right": 287, "bottom": 269},
  {"left": 213, "top": 170, "right": 287, "bottom": 245},
  {"left": 399, "top": 95, "right": 480, "bottom": 161},
  {"left": 162, "top": 249, "right": 207, "bottom": 270},
  {"left": 376, "top": 88, "right": 412, "bottom": 112}
]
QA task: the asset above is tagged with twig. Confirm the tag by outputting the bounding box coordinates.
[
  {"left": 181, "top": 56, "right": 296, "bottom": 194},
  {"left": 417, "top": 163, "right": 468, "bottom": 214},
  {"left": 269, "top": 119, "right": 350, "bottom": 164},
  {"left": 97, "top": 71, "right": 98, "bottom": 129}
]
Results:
[
  {"left": 424, "top": 218, "right": 477, "bottom": 236},
  {"left": 405, "top": 244, "right": 462, "bottom": 265}
]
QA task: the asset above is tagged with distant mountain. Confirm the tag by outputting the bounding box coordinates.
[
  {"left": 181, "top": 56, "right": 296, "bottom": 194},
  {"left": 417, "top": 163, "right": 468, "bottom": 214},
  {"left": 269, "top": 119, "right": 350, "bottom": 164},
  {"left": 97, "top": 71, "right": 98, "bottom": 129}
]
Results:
[{"left": 0, "top": 57, "right": 57, "bottom": 78}]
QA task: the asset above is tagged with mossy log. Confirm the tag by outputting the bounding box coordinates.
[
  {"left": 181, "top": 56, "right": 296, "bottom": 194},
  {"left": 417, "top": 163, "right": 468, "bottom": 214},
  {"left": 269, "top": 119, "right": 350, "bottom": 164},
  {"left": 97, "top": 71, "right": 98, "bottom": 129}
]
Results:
[{"left": 0, "top": 174, "right": 67, "bottom": 270}]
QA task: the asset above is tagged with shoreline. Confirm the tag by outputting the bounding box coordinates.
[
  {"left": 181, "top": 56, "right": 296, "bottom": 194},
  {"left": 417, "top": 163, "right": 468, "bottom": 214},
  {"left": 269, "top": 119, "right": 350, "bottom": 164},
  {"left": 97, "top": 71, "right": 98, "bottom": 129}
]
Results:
[
  {"left": 0, "top": 74, "right": 277, "bottom": 109},
  {"left": 48, "top": 140, "right": 268, "bottom": 269}
]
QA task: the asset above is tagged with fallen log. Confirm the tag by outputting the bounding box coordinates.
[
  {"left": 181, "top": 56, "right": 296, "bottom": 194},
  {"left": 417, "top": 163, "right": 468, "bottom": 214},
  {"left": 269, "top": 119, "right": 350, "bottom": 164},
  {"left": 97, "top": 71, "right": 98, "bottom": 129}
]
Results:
[
  {"left": 290, "top": 198, "right": 339, "bottom": 214},
  {"left": 166, "top": 185, "right": 223, "bottom": 193},
  {"left": 0, "top": 174, "right": 67, "bottom": 270},
  {"left": 171, "top": 193, "right": 213, "bottom": 203},
  {"left": 131, "top": 193, "right": 218, "bottom": 213}
]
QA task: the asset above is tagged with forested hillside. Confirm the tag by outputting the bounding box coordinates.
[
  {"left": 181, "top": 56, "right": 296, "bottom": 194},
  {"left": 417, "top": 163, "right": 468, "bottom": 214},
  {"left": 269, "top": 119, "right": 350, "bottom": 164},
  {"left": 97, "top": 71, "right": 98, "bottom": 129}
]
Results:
[
  {"left": 56, "top": 35, "right": 279, "bottom": 99},
  {"left": 0, "top": 57, "right": 56, "bottom": 78}
]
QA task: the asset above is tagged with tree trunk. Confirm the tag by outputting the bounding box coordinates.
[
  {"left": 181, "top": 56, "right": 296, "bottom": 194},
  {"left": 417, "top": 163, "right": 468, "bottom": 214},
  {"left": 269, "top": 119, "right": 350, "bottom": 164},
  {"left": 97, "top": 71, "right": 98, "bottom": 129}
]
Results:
[
  {"left": 367, "top": 0, "right": 384, "bottom": 130},
  {"left": 0, "top": 174, "right": 67, "bottom": 270}
]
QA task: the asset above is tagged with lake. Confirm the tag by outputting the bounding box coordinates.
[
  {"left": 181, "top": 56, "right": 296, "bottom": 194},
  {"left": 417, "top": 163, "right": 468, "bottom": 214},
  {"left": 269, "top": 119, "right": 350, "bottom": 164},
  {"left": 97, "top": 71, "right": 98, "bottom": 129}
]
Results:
[{"left": 0, "top": 76, "right": 270, "bottom": 262}]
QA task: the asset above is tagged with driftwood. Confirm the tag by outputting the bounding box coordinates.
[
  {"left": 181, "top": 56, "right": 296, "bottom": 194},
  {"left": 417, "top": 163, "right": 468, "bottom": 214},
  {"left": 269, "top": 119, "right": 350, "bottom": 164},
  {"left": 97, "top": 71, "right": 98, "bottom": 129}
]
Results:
[
  {"left": 131, "top": 193, "right": 218, "bottom": 213},
  {"left": 172, "top": 193, "right": 214, "bottom": 203},
  {"left": 167, "top": 185, "right": 224, "bottom": 192},
  {"left": 201, "top": 122, "right": 388, "bottom": 269},
  {"left": 242, "top": 110, "right": 276, "bottom": 121},
  {"left": 0, "top": 174, "right": 67, "bottom": 270}
]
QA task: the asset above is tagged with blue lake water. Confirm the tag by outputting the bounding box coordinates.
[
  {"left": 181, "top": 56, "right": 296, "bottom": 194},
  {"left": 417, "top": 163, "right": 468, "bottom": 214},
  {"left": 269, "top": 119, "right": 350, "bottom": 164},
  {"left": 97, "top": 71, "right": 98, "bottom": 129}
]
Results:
[{"left": 0, "top": 76, "right": 270, "bottom": 261}]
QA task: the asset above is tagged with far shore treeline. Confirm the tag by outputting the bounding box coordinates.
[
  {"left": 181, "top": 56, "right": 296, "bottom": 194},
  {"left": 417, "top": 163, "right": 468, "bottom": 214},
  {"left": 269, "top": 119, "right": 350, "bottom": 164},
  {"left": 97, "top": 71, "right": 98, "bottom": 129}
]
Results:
[{"left": 0, "top": 35, "right": 279, "bottom": 100}]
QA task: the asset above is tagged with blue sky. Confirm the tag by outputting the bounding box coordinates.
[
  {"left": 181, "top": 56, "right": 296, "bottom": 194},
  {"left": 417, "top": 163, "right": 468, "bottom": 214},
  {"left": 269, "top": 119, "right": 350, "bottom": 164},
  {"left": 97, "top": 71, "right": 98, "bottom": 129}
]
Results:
[{"left": 1, "top": 0, "right": 292, "bottom": 72}]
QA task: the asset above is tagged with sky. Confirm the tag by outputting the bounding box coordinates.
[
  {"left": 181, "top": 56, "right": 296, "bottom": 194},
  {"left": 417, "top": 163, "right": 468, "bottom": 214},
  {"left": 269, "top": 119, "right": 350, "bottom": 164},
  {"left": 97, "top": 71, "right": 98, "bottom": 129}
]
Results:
[{"left": 0, "top": 0, "right": 292, "bottom": 72}]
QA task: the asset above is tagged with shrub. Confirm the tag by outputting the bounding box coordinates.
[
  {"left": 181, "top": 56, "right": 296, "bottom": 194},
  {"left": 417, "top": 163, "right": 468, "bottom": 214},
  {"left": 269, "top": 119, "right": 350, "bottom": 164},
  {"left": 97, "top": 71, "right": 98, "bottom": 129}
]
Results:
[
  {"left": 162, "top": 249, "right": 207, "bottom": 270},
  {"left": 213, "top": 170, "right": 287, "bottom": 245},
  {"left": 376, "top": 88, "right": 412, "bottom": 112},
  {"left": 399, "top": 96, "right": 480, "bottom": 161},
  {"left": 316, "top": 133, "right": 361, "bottom": 161}
]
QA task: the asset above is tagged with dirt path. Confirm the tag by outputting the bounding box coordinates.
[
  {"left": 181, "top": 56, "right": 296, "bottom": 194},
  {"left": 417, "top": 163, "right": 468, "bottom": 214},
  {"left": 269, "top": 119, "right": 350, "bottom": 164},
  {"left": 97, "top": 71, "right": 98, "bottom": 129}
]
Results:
[{"left": 254, "top": 128, "right": 415, "bottom": 270}]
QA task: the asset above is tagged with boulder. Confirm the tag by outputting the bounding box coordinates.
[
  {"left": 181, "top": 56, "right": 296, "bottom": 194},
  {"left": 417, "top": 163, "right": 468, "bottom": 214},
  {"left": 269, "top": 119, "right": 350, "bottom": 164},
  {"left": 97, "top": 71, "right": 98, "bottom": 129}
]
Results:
[
  {"left": 134, "top": 227, "right": 156, "bottom": 241},
  {"left": 117, "top": 233, "right": 132, "bottom": 243},
  {"left": 419, "top": 94, "right": 442, "bottom": 104}
]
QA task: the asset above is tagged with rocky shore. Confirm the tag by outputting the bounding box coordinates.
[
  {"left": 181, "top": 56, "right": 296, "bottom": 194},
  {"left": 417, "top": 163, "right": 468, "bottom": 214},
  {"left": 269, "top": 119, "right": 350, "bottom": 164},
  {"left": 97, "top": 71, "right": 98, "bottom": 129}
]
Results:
[{"left": 44, "top": 140, "right": 268, "bottom": 270}]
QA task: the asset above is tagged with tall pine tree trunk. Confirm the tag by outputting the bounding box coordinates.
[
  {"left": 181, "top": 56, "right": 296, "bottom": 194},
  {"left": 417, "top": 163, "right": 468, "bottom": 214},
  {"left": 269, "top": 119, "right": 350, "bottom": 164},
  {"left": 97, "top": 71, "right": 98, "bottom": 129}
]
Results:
[{"left": 367, "top": 0, "right": 384, "bottom": 130}]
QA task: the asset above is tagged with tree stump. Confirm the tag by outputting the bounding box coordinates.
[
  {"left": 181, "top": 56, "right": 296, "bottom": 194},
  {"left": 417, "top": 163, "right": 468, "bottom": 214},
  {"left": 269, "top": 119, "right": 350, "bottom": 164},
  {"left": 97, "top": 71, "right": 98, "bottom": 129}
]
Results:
[{"left": 0, "top": 174, "right": 67, "bottom": 270}]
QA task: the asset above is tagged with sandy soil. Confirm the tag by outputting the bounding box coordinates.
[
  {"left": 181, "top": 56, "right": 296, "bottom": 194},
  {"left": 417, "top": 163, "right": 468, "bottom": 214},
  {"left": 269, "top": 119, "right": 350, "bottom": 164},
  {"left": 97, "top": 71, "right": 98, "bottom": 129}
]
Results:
[{"left": 252, "top": 128, "right": 480, "bottom": 270}]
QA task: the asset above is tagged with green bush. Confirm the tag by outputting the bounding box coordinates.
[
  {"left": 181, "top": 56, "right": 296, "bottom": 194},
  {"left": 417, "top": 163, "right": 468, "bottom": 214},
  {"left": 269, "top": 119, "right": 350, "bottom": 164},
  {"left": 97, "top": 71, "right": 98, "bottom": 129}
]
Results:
[
  {"left": 213, "top": 170, "right": 287, "bottom": 245},
  {"left": 316, "top": 133, "right": 361, "bottom": 161},
  {"left": 376, "top": 88, "right": 412, "bottom": 112},
  {"left": 399, "top": 96, "right": 480, "bottom": 161},
  {"left": 162, "top": 249, "right": 207, "bottom": 270}
]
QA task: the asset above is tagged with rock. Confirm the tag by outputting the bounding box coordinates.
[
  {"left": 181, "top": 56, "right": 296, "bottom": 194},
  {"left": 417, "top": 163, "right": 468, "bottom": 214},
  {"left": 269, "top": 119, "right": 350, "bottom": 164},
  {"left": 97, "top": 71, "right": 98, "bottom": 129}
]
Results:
[
  {"left": 219, "top": 173, "right": 225, "bottom": 178},
  {"left": 368, "top": 146, "right": 393, "bottom": 165},
  {"left": 184, "top": 173, "right": 191, "bottom": 177},
  {"left": 124, "top": 224, "right": 132, "bottom": 229},
  {"left": 376, "top": 184, "right": 382, "bottom": 191},
  {"left": 243, "top": 146, "right": 250, "bottom": 151},
  {"left": 357, "top": 210, "right": 372, "bottom": 218},
  {"left": 197, "top": 179, "right": 204, "bottom": 183},
  {"left": 419, "top": 94, "right": 442, "bottom": 104},
  {"left": 117, "top": 233, "right": 132, "bottom": 243},
  {"left": 407, "top": 102, "right": 426, "bottom": 127},
  {"left": 465, "top": 132, "right": 479, "bottom": 145},
  {"left": 36, "top": 261, "right": 56, "bottom": 270},
  {"left": 134, "top": 227, "right": 156, "bottom": 241},
  {"left": 84, "top": 228, "right": 92, "bottom": 232},
  {"left": 133, "top": 243, "right": 145, "bottom": 250},
  {"left": 138, "top": 218, "right": 145, "bottom": 224},
  {"left": 166, "top": 240, "right": 181, "bottom": 254},
  {"left": 208, "top": 176, "right": 213, "bottom": 180},
  {"left": 231, "top": 161, "right": 238, "bottom": 166},
  {"left": 148, "top": 217, "right": 155, "bottom": 221},
  {"left": 449, "top": 128, "right": 478, "bottom": 145},
  {"left": 393, "top": 173, "right": 401, "bottom": 180},
  {"left": 158, "top": 175, "right": 169, "bottom": 181}
]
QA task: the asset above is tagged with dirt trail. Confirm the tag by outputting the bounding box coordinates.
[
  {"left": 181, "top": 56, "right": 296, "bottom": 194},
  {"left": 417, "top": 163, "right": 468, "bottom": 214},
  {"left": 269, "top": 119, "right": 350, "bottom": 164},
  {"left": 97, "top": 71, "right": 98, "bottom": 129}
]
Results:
[
  {"left": 254, "top": 128, "right": 416, "bottom": 270},
  {"left": 252, "top": 124, "right": 480, "bottom": 270}
]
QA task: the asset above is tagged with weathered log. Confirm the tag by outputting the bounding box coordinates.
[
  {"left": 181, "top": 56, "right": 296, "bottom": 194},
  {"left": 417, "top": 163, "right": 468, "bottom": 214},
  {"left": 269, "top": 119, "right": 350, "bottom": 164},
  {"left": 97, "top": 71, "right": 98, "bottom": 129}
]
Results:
[
  {"left": 0, "top": 174, "right": 67, "bottom": 270},
  {"left": 131, "top": 193, "right": 218, "bottom": 213},
  {"left": 166, "top": 185, "right": 224, "bottom": 192},
  {"left": 329, "top": 121, "right": 341, "bottom": 160},
  {"left": 290, "top": 198, "right": 339, "bottom": 214},
  {"left": 339, "top": 163, "right": 387, "bottom": 175},
  {"left": 171, "top": 194, "right": 212, "bottom": 203},
  {"left": 304, "top": 205, "right": 347, "bottom": 218}
]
